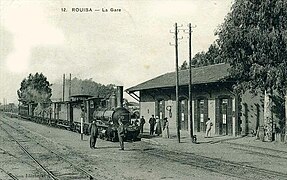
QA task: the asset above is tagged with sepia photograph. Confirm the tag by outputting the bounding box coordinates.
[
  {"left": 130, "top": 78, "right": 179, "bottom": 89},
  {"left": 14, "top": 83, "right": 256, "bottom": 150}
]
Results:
[{"left": 1, "top": 0, "right": 287, "bottom": 179}]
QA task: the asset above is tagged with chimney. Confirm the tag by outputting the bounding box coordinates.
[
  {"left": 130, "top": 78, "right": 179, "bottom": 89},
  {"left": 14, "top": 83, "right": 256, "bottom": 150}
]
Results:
[{"left": 116, "top": 86, "right": 123, "bottom": 108}]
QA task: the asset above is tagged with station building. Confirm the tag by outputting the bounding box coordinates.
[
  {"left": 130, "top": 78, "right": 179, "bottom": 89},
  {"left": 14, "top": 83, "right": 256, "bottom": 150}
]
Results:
[{"left": 126, "top": 63, "right": 266, "bottom": 137}]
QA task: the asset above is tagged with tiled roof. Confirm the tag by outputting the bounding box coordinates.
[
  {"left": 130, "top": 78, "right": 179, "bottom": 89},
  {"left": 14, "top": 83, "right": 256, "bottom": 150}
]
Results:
[{"left": 126, "top": 63, "right": 231, "bottom": 93}]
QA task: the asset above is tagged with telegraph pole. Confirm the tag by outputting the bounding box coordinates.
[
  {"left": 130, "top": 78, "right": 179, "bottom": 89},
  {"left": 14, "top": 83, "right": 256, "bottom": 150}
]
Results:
[
  {"left": 3, "top": 98, "right": 5, "bottom": 111},
  {"left": 63, "top": 74, "right": 65, "bottom": 102},
  {"left": 188, "top": 23, "right": 194, "bottom": 141},
  {"left": 175, "top": 23, "right": 181, "bottom": 143},
  {"left": 69, "top": 73, "right": 72, "bottom": 100},
  {"left": 170, "top": 23, "right": 185, "bottom": 143},
  {"left": 5, "top": 98, "right": 6, "bottom": 111}
]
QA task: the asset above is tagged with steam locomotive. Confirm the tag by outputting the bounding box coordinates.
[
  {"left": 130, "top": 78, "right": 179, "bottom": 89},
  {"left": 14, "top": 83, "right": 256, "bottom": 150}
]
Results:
[
  {"left": 94, "top": 107, "right": 140, "bottom": 141},
  {"left": 18, "top": 86, "right": 141, "bottom": 142}
]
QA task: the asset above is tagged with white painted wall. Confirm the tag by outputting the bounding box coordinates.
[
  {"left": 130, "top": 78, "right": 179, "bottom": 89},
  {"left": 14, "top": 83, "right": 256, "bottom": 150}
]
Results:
[
  {"left": 164, "top": 100, "right": 176, "bottom": 133},
  {"left": 140, "top": 102, "right": 155, "bottom": 129},
  {"left": 73, "top": 107, "right": 82, "bottom": 122}
]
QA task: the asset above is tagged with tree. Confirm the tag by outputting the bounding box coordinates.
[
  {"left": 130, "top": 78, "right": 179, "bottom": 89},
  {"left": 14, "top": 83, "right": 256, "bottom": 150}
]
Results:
[
  {"left": 17, "top": 73, "right": 52, "bottom": 104},
  {"left": 17, "top": 73, "right": 52, "bottom": 117},
  {"left": 180, "top": 61, "right": 188, "bottom": 70},
  {"left": 217, "top": 0, "right": 287, "bottom": 141},
  {"left": 205, "top": 43, "right": 223, "bottom": 65},
  {"left": 180, "top": 42, "right": 224, "bottom": 68}
]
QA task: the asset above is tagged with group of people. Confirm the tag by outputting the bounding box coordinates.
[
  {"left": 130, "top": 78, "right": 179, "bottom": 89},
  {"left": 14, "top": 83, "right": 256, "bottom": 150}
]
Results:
[
  {"left": 130, "top": 115, "right": 170, "bottom": 138},
  {"left": 132, "top": 115, "right": 169, "bottom": 136},
  {"left": 132, "top": 116, "right": 146, "bottom": 133},
  {"left": 147, "top": 115, "right": 169, "bottom": 137},
  {"left": 130, "top": 116, "right": 147, "bottom": 134},
  {"left": 133, "top": 115, "right": 171, "bottom": 138},
  {"left": 88, "top": 118, "right": 126, "bottom": 150},
  {"left": 144, "top": 115, "right": 212, "bottom": 138}
]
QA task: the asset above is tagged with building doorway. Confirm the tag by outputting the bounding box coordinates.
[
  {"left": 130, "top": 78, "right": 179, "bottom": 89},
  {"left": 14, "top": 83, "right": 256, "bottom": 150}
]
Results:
[
  {"left": 156, "top": 100, "right": 165, "bottom": 120},
  {"left": 216, "top": 98, "right": 233, "bottom": 135},
  {"left": 179, "top": 99, "right": 188, "bottom": 130},
  {"left": 195, "top": 98, "right": 208, "bottom": 132}
]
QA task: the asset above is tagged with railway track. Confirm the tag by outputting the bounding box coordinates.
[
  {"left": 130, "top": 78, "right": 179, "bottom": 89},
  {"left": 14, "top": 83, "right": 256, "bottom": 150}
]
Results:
[
  {"left": 0, "top": 133, "right": 45, "bottom": 180},
  {"left": 0, "top": 117, "right": 95, "bottom": 180},
  {"left": 222, "top": 141, "right": 287, "bottom": 160},
  {"left": 3, "top": 112, "right": 287, "bottom": 179},
  {"left": 143, "top": 146, "right": 287, "bottom": 180},
  {"left": 0, "top": 167, "right": 19, "bottom": 180},
  {"left": 1, "top": 114, "right": 118, "bottom": 180}
]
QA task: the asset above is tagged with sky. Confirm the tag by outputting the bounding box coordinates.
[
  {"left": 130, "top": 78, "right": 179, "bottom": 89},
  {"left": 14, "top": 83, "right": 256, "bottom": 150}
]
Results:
[{"left": 0, "top": 0, "right": 234, "bottom": 104}]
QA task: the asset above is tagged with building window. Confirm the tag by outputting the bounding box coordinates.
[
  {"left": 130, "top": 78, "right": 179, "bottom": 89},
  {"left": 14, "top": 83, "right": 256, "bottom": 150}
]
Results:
[
  {"left": 158, "top": 100, "right": 165, "bottom": 119},
  {"left": 222, "top": 99, "right": 228, "bottom": 124},
  {"left": 199, "top": 100, "right": 204, "bottom": 123},
  {"left": 90, "top": 101, "right": 94, "bottom": 108},
  {"left": 57, "top": 104, "right": 61, "bottom": 111},
  {"left": 181, "top": 112, "right": 185, "bottom": 121},
  {"left": 179, "top": 98, "right": 188, "bottom": 130}
]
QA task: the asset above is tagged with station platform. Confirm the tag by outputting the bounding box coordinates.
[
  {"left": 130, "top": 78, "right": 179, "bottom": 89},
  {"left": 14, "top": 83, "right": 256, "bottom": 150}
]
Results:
[{"left": 140, "top": 127, "right": 287, "bottom": 155}]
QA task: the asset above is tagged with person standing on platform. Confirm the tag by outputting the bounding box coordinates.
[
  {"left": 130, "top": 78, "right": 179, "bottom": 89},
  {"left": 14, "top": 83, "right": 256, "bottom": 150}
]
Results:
[
  {"left": 155, "top": 116, "right": 162, "bottom": 136},
  {"left": 117, "top": 118, "right": 125, "bottom": 150},
  {"left": 88, "top": 121, "right": 99, "bottom": 149},
  {"left": 139, "top": 116, "right": 145, "bottom": 133},
  {"left": 205, "top": 118, "right": 213, "bottom": 138},
  {"left": 162, "top": 117, "right": 170, "bottom": 138},
  {"left": 80, "top": 108, "right": 85, "bottom": 140},
  {"left": 149, "top": 115, "right": 156, "bottom": 135}
]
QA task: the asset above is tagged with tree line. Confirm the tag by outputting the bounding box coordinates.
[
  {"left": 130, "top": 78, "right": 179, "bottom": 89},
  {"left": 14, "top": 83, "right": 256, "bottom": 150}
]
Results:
[
  {"left": 17, "top": 73, "right": 117, "bottom": 116},
  {"left": 180, "top": 43, "right": 223, "bottom": 70},
  {"left": 18, "top": 74, "right": 117, "bottom": 105},
  {"left": 50, "top": 77, "right": 116, "bottom": 101}
]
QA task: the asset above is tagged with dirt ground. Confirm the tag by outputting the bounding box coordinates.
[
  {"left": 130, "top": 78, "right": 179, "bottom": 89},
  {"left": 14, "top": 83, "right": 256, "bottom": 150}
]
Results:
[{"left": 1, "top": 114, "right": 287, "bottom": 180}]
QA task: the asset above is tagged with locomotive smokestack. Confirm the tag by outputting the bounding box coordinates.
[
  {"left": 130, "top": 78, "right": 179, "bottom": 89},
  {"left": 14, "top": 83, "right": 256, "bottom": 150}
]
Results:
[{"left": 116, "top": 86, "right": 123, "bottom": 108}]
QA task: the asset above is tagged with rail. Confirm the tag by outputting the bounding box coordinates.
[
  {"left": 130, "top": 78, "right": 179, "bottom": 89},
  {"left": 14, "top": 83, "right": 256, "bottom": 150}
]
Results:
[
  {"left": 143, "top": 146, "right": 287, "bottom": 180},
  {"left": 0, "top": 123, "right": 58, "bottom": 180},
  {"left": 0, "top": 167, "right": 19, "bottom": 180},
  {"left": 0, "top": 116, "right": 95, "bottom": 180}
]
